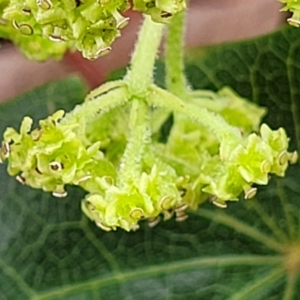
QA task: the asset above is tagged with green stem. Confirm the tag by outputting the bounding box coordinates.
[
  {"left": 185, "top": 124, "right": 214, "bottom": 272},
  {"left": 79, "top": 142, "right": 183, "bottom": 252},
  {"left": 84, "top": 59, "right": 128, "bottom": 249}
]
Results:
[
  {"left": 62, "top": 15, "right": 164, "bottom": 127},
  {"left": 125, "top": 15, "right": 164, "bottom": 97},
  {"left": 84, "top": 80, "right": 125, "bottom": 102},
  {"left": 118, "top": 99, "right": 150, "bottom": 186},
  {"left": 61, "top": 86, "right": 128, "bottom": 126},
  {"left": 149, "top": 85, "right": 242, "bottom": 142},
  {"left": 165, "top": 10, "right": 188, "bottom": 98},
  {"left": 116, "top": 16, "right": 164, "bottom": 185}
]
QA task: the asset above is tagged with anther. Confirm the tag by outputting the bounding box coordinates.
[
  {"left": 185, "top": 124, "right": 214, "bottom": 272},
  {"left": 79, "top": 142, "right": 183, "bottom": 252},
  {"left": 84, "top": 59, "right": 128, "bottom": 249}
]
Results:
[
  {"left": 49, "top": 162, "right": 63, "bottom": 171},
  {"left": 132, "top": 224, "right": 140, "bottom": 231},
  {"left": 52, "top": 191, "right": 67, "bottom": 198},
  {"left": 1, "top": 142, "right": 10, "bottom": 158},
  {"left": 96, "top": 47, "right": 111, "bottom": 57},
  {"left": 278, "top": 151, "right": 288, "bottom": 165},
  {"left": 130, "top": 208, "right": 144, "bottom": 219},
  {"left": 35, "top": 167, "right": 42, "bottom": 174},
  {"left": 287, "top": 18, "right": 300, "bottom": 26},
  {"left": 117, "top": 17, "right": 130, "bottom": 29},
  {"left": 77, "top": 175, "right": 92, "bottom": 183},
  {"left": 19, "top": 24, "right": 33, "bottom": 35},
  {"left": 148, "top": 216, "right": 160, "bottom": 228},
  {"left": 211, "top": 197, "right": 227, "bottom": 208},
  {"left": 36, "top": 0, "right": 52, "bottom": 10},
  {"left": 289, "top": 151, "right": 298, "bottom": 164},
  {"left": 49, "top": 35, "right": 65, "bottom": 42},
  {"left": 260, "top": 160, "right": 271, "bottom": 173},
  {"left": 176, "top": 210, "right": 186, "bottom": 217},
  {"left": 16, "top": 175, "right": 26, "bottom": 185},
  {"left": 176, "top": 214, "right": 188, "bottom": 222},
  {"left": 244, "top": 187, "right": 257, "bottom": 200},
  {"left": 88, "top": 48, "right": 111, "bottom": 60},
  {"left": 161, "top": 11, "right": 172, "bottom": 18},
  {"left": 96, "top": 222, "right": 111, "bottom": 231},
  {"left": 12, "top": 20, "right": 19, "bottom": 30},
  {"left": 175, "top": 203, "right": 188, "bottom": 213},
  {"left": 22, "top": 7, "right": 31, "bottom": 15}
]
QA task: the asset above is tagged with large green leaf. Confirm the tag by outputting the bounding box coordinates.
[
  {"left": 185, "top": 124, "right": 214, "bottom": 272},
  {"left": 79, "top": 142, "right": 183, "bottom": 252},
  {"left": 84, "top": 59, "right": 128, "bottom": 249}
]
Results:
[{"left": 1, "top": 26, "right": 300, "bottom": 299}]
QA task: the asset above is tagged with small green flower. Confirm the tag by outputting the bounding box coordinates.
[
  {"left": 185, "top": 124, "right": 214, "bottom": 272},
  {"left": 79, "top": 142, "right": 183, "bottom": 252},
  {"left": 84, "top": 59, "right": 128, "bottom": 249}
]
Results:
[
  {"left": 222, "top": 124, "right": 296, "bottom": 184},
  {"left": 81, "top": 160, "right": 188, "bottom": 231},
  {"left": 197, "top": 156, "right": 248, "bottom": 204},
  {"left": 228, "top": 133, "right": 273, "bottom": 185},
  {"left": 260, "top": 124, "right": 295, "bottom": 176},
  {"left": 82, "top": 181, "right": 156, "bottom": 231}
]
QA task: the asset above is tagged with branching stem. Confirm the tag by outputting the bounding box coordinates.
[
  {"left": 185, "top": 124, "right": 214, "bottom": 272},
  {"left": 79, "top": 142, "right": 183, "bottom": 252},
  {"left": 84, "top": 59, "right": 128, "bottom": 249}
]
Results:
[
  {"left": 165, "top": 10, "right": 188, "bottom": 98},
  {"left": 125, "top": 15, "right": 165, "bottom": 97}
]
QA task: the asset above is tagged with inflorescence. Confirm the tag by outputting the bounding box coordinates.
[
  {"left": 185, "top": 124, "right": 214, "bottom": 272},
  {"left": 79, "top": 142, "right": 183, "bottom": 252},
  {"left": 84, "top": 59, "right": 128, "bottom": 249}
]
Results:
[
  {"left": 0, "top": 1, "right": 298, "bottom": 232},
  {"left": 0, "top": 82, "right": 297, "bottom": 231},
  {"left": 0, "top": 0, "right": 186, "bottom": 60}
]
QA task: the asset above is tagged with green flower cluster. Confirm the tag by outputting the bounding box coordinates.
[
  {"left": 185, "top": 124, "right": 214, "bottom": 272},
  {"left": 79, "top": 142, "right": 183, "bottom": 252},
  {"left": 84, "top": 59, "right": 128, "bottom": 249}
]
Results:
[
  {"left": 0, "top": 0, "right": 186, "bottom": 60},
  {"left": 279, "top": 0, "right": 300, "bottom": 26},
  {"left": 0, "top": 85, "right": 297, "bottom": 231},
  {"left": 153, "top": 87, "right": 298, "bottom": 208},
  {"left": 0, "top": 0, "right": 68, "bottom": 60},
  {"left": 202, "top": 124, "right": 297, "bottom": 206},
  {"left": 0, "top": 0, "right": 130, "bottom": 60},
  {"left": 0, "top": 105, "right": 189, "bottom": 231},
  {"left": 82, "top": 160, "right": 187, "bottom": 231},
  {"left": 0, "top": 110, "right": 116, "bottom": 197}
]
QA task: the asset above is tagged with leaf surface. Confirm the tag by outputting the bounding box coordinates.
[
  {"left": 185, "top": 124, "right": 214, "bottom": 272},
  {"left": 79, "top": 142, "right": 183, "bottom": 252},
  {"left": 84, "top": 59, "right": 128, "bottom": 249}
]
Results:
[{"left": 1, "top": 27, "right": 300, "bottom": 299}]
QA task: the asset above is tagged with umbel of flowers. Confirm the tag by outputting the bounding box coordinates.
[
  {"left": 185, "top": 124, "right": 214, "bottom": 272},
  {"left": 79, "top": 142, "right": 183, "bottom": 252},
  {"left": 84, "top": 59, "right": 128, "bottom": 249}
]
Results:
[
  {"left": 0, "top": 79, "right": 297, "bottom": 231},
  {"left": 0, "top": 0, "right": 185, "bottom": 60},
  {"left": 0, "top": 1, "right": 298, "bottom": 231}
]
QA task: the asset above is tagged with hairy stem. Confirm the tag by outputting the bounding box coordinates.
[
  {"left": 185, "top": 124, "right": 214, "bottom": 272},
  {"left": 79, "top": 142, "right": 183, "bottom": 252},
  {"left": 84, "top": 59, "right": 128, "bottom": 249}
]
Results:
[
  {"left": 149, "top": 85, "right": 242, "bottom": 142},
  {"left": 61, "top": 87, "right": 128, "bottom": 126},
  {"left": 118, "top": 99, "right": 150, "bottom": 186},
  {"left": 125, "top": 15, "right": 165, "bottom": 97},
  {"left": 165, "top": 10, "right": 188, "bottom": 98},
  {"left": 118, "top": 15, "right": 165, "bottom": 184}
]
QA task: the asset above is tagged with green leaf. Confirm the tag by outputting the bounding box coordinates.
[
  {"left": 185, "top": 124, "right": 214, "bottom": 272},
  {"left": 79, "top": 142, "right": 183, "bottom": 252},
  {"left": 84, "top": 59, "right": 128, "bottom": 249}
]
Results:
[{"left": 1, "top": 26, "right": 300, "bottom": 299}]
